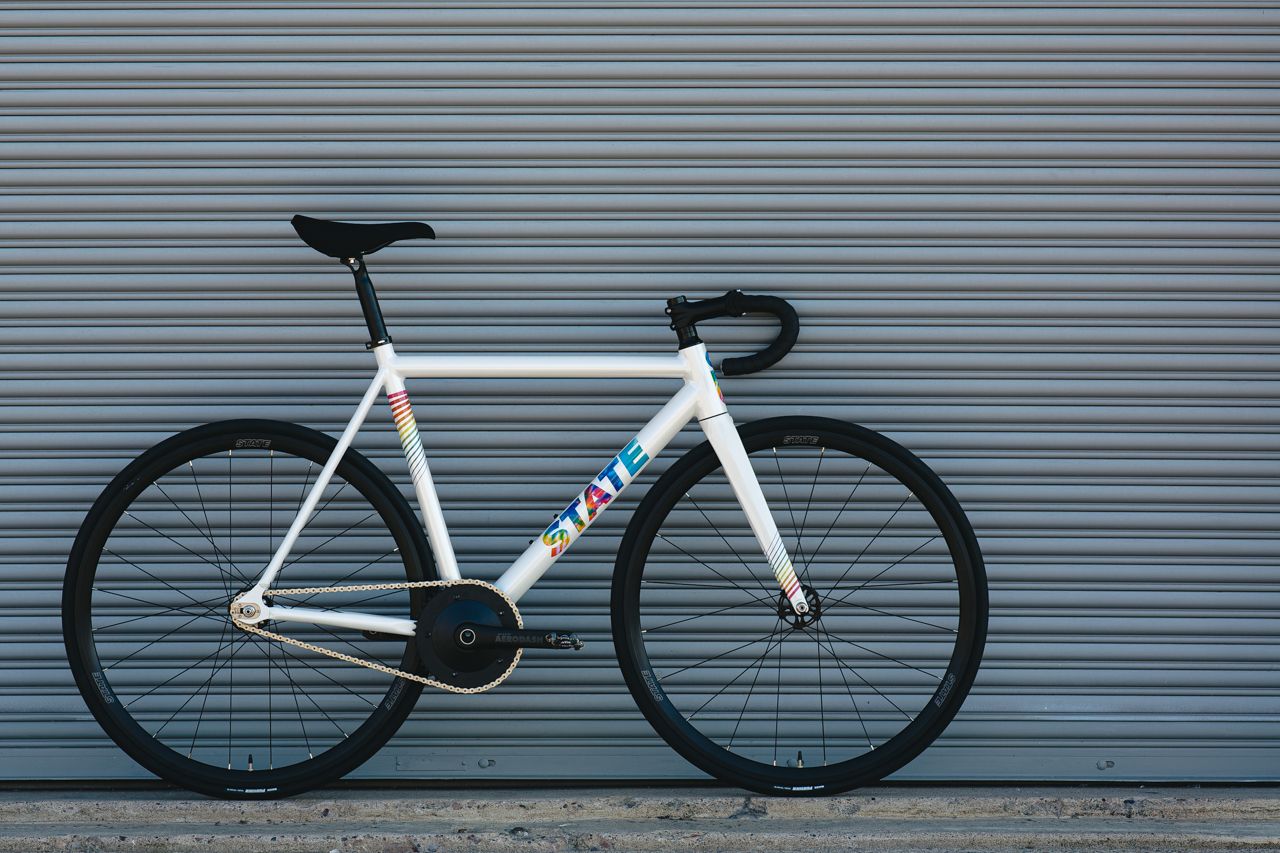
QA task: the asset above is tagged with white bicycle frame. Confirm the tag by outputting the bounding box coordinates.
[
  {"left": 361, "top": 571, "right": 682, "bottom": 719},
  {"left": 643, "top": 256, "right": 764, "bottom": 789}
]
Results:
[{"left": 233, "top": 341, "right": 807, "bottom": 637}]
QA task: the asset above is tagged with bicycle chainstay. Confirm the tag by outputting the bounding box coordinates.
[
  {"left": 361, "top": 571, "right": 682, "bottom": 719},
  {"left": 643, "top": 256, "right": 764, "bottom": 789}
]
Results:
[{"left": 231, "top": 578, "right": 523, "bottom": 695}]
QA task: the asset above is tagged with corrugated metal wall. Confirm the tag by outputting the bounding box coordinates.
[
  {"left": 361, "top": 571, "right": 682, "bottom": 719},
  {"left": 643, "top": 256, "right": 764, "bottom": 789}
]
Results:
[{"left": 2, "top": 1, "right": 1277, "bottom": 781}]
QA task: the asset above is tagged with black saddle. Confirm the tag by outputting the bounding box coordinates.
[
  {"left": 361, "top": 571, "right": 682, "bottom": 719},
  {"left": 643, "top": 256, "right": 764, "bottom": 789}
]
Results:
[{"left": 291, "top": 214, "right": 435, "bottom": 259}]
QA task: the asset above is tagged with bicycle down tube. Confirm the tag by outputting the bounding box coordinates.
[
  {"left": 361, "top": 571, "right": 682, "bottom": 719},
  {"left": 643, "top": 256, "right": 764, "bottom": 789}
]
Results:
[{"left": 237, "top": 340, "right": 809, "bottom": 637}]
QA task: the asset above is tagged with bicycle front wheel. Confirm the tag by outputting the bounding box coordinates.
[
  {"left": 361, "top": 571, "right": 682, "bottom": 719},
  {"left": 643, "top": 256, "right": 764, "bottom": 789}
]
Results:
[
  {"left": 613, "top": 416, "right": 986, "bottom": 795},
  {"left": 64, "top": 420, "right": 433, "bottom": 798}
]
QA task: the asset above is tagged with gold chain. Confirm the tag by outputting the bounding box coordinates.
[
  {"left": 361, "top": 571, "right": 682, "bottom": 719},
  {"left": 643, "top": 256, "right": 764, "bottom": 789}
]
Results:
[{"left": 232, "top": 579, "right": 522, "bottom": 695}]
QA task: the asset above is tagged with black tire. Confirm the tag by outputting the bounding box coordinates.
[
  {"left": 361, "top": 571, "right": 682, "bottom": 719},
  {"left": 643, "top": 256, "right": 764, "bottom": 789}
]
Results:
[
  {"left": 613, "top": 416, "right": 986, "bottom": 796},
  {"left": 64, "top": 420, "right": 434, "bottom": 799}
]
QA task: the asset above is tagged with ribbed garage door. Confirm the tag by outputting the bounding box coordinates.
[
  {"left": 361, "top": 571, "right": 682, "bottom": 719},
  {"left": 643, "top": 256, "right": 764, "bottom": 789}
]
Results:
[{"left": 3, "top": 2, "right": 1277, "bottom": 782}]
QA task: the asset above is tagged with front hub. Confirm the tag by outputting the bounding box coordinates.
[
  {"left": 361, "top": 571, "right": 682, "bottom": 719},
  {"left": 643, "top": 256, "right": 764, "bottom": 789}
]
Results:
[{"left": 778, "top": 584, "right": 822, "bottom": 629}]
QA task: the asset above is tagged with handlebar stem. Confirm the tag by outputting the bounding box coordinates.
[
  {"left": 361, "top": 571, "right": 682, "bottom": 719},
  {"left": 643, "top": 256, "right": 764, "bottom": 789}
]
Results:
[
  {"left": 665, "top": 295, "right": 705, "bottom": 348},
  {"left": 665, "top": 289, "right": 800, "bottom": 377}
]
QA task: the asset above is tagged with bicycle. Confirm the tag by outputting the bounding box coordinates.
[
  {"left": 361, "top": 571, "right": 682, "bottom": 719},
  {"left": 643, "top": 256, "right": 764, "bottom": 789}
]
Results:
[{"left": 64, "top": 214, "right": 988, "bottom": 799}]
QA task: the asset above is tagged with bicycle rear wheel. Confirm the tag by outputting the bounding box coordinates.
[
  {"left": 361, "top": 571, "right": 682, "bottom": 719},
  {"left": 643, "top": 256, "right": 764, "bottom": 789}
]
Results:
[
  {"left": 613, "top": 416, "right": 986, "bottom": 795},
  {"left": 64, "top": 420, "right": 433, "bottom": 798}
]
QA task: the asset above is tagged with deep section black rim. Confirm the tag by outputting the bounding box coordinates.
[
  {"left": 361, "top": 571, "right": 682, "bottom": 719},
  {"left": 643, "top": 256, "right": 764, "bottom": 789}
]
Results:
[
  {"left": 66, "top": 422, "right": 426, "bottom": 794},
  {"left": 618, "top": 418, "right": 984, "bottom": 791}
]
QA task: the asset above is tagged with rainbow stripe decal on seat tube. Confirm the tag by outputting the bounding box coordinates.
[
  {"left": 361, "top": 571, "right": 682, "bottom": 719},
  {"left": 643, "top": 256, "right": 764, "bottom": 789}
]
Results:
[
  {"left": 387, "top": 389, "right": 428, "bottom": 486},
  {"left": 768, "top": 535, "right": 804, "bottom": 606}
]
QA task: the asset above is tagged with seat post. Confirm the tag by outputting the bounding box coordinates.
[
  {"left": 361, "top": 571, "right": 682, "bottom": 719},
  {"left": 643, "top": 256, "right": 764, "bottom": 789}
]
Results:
[{"left": 342, "top": 256, "right": 392, "bottom": 349}]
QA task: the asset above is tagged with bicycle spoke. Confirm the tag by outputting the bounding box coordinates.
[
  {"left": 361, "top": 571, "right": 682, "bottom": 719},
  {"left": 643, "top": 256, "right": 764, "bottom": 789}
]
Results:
[
  {"left": 304, "top": 626, "right": 389, "bottom": 676},
  {"left": 655, "top": 532, "right": 776, "bottom": 608},
  {"left": 189, "top": 459, "right": 229, "bottom": 593},
  {"left": 727, "top": 617, "right": 785, "bottom": 751},
  {"left": 280, "top": 639, "right": 314, "bottom": 758},
  {"left": 825, "top": 493, "right": 914, "bottom": 594},
  {"left": 188, "top": 613, "right": 234, "bottom": 758},
  {"left": 268, "top": 450, "right": 274, "bottom": 573},
  {"left": 688, "top": 621, "right": 786, "bottom": 720},
  {"left": 815, "top": 624, "right": 942, "bottom": 683},
  {"left": 339, "top": 588, "right": 403, "bottom": 609},
  {"left": 272, "top": 646, "right": 349, "bottom": 739},
  {"left": 227, "top": 613, "right": 237, "bottom": 768},
  {"left": 226, "top": 450, "right": 235, "bottom": 588},
  {"left": 280, "top": 506, "right": 374, "bottom": 576},
  {"left": 642, "top": 579, "right": 766, "bottom": 593},
  {"left": 657, "top": 629, "right": 783, "bottom": 681},
  {"left": 795, "top": 447, "right": 825, "bottom": 582},
  {"left": 100, "top": 548, "right": 226, "bottom": 614},
  {"left": 120, "top": 633, "right": 240, "bottom": 709},
  {"left": 267, "top": 627, "right": 274, "bottom": 770},
  {"left": 813, "top": 626, "right": 874, "bottom": 750},
  {"left": 273, "top": 588, "right": 405, "bottom": 621},
  {"left": 856, "top": 579, "right": 956, "bottom": 590},
  {"left": 120, "top": 512, "right": 235, "bottom": 584},
  {"left": 815, "top": 619, "right": 828, "bottom": 765},
  {"left": 296, "top": 461, "right": 315, "bottom": 518},
  {"left": 272, "top": 631, "right": 385, "bottom": 707},
  {"left": 802, "top": 463, "right": 870, "bottom": 571},
  {"left": 155, "top": 633, "right": 246, "bottom": 738},
  {"left": 686, "top": 493, "right": 780, "bottom": 602},
  {"left": 834, "top": 600, "right": 957, "bottom": 635},
  {"left": 812, "top": 625, "right": 916, "bottom": 720},
  {"left": 825, "top": 535, "right": 942, "bottom": 609},
  {"left": 94, "top": 608, "right": 224, "bottom": 634},
  {"left": 772, "top": 619, "right": 783, "bottom": 766},
  {"left": 104, "top": 610, "right": 221, "bottom": 670},
  {"left": 153, "top": 482, "right": 235, "bottom": 580},
  {"left": 643, "top": 597, "right": 777, "bottom": 636},
  {"left": 267, "top": 449, "right": 275, "bottom": 770},
  {"left": 281, "top": 479, "right": 353, "bottom": 566},
  {"left": 92, "top": 585, "right": 225, "bottom": 623},
  {"left": 284, "top": 548, "right": 399, "bottom": 607}
]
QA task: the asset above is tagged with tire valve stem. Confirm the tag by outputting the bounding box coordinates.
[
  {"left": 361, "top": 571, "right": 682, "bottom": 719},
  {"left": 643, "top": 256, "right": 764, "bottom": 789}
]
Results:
[
  {"left": 796, "top": 750, "right": 804, "bottom": 768},
  {"left": 248, "top": 753, "right": 254, "bottom": 772}
]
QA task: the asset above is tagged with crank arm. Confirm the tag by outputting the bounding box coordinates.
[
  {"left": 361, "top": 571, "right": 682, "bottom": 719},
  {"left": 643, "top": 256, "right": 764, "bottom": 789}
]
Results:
[{"left": 456, "top": 624, "right": 584, "bottom": 651}]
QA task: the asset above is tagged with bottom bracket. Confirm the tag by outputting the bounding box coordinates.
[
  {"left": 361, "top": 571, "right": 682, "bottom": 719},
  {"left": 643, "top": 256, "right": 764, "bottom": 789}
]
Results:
[{"left": 414, "top": 582, "right": 520, "bottom": 690}]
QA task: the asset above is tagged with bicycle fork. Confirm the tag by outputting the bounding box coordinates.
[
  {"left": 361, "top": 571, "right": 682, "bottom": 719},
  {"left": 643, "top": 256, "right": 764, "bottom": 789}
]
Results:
[{"left": 688, "top": 346, "right": 810, "bottom": 616}]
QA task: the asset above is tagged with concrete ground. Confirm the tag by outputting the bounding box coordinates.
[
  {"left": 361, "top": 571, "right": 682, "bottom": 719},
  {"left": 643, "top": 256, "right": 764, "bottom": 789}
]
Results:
[{"left": 0, "top": 785, "right": 1278, "bottom": 852}]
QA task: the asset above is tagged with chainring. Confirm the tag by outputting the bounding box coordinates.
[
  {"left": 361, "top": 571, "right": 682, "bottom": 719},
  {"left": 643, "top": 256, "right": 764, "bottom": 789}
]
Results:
[{"left": 415, "top": 581, "right": 522, "bottom": 690}]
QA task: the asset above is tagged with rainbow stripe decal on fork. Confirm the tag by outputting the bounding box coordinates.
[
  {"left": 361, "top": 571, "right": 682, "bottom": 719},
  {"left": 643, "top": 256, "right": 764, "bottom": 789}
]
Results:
[
  {"left": 387, "top": 389, "right": 428, "bottom": 485},
  {"left": 768, "top": 535, "right": 806, "bottom": 609}
]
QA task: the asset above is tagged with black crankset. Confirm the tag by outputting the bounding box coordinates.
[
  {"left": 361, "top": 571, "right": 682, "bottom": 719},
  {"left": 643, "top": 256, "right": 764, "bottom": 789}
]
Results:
[{"left": 414, "top": 583, "right": 583, "bottom": 690}]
